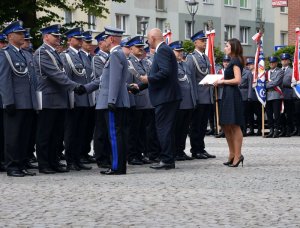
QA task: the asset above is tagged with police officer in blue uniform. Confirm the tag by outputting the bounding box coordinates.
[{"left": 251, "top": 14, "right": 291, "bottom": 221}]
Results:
[
  {"left": 0, "top": 21, "right": 37, "bottom": 177},
  {"left": 239, "top": 64, "right": 252, "bottom": 136},
  {"left": 246, "top": 57, "right": 263, "bottom": 136},
  {"left": 265, "top": 56, "right": 284, "bottom": 138},
  {"left": 186, "top": 30, "right": 216, "bottom": 159},
  {"left": 0, "top": 33, "right": 7, "bottom": 172},
  {"left": 33, "top": 24, "right": 82, "bottom": 174},
  {"left": 85, "top": 26, "right": 130, "bottom": 175},
  {"left": 91, "top": 31, "right": 111, "bottom": 168},
  {"left": 79, "top": 30, "right": 97, "bottom": 163},
  {"left": 279, "top": 53, "right": 294, "bottom": 137},
  {"left": 127, "top": 36, "right": 155, "bottom": 165},
  {"left": 60, "top": 27, "right": 93, "bottom": 171},
  {"left": 169, "top": 41, "right": 197, "bottom": 161},
  {"left": 21, "top": 28, "right": 39, "bottom": 168}
]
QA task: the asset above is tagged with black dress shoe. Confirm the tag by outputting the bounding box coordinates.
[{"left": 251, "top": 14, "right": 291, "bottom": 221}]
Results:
[
  {"left": 97, "top": 162, "right": 111, "bottom": 169},
  {"left": 52, "top": 166, "right": 69, "bottom": 173},
  {"left": 67, "top": 163, "right": 81, "bottom": 171},
  {"left": 141, "top": 157, "right": 153, "bottom": 164},
  {"left": 202, "top": 151, "right": 216, "bottom": 158},
  {"left": 25, "top": 162, "right": 39, "bottom": 169},
  {"left": 192, "top": 153, "right": 208, "bottom": 159},
  {"left": 28, "top": 156, "right": 37, "bottom": 163},
  {"left": 150, "top": 161, "right": 175, "bottom": 170},
  {"left": 206, "top": 129, "right": 215, "bottom": 136},
  {"left": 57, "top": 161, "right": 66, "bottom": 167},
  {"left": 215, "top": 132, "right": 225, "bottom": 138},
  {"left": 7, "top": 170, "right": 25, "bottom": 177},
  {"left": 100, "top": 169, "right": 126, "bottom": 175},
  {"left": 39, "top": 168, "right": 56, "bottom": 174},
  {"left": 77, "top": 163, "right": 92, "bottom": 170},
  {"left": 149, "top": 157, "right": 160, "bottom": 163},
  {"left": 183, "top": 154, "right": 194, "bottom": 160},
  {"left": 128, "top": 158, "right": 143, "bottom": 165},
  {"left": 21, "top": 169, "right": 36, "bottom": 176}
]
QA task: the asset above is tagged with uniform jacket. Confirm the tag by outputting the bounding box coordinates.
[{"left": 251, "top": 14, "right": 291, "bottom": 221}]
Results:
[
  {"left": 33, "top": 43, "right": 78, "bottom": 109},
  {"left": 94, "top": 45, "right": 130, "bottom": 109},
  {"left": 282, "top": 66, "right": 295, "bottom": 100},
  {"left": 239, "top": 68, "right": 251, "bottom": 101},
  {"left": 84, "top": 50, "right": 109, "bottom": 93},
  {"left": 147, "top": 42, "right": 182, "bottom": 107},
  {"left": 177, "top": 61, "right": 197, "bottom": 109},
  {"left": 0, "top": 44, "right": 37, "bottom": 109},
  {"left": 247, "top": 71, "right": 259, "bottom": 102},
  {"left": 186, "top": 50, "right": 213, "bottom": 104},
  {"left": 128, "top": 54, "right": 152, "bottom": 109},
  {"left": 60, "top": 47, "right": 94, "bottom": 107},
  {"left": 266, "top": 67, "right": 284, "bottom": 101}
]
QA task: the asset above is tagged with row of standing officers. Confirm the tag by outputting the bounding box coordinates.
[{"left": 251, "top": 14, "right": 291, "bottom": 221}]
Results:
[{"left": 0, "top": 20, "right": 298, "bottom": 177}]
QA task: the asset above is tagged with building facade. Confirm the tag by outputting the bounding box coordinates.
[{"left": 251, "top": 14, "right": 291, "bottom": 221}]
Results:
[{"left": 39, "top": 0, "right": 292, "bottom": 57}]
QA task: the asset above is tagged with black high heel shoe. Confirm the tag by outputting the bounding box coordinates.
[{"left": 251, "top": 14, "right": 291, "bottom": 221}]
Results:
[
  {"left": 229, "top": 155, "right": 244, "bottom": 167},
  {"left": 223, "top": 158, "right": 234, "bottom": 166}
]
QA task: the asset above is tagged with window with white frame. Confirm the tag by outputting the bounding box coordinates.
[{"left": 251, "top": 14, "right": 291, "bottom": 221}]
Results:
[
  {"left": 240, "top": 27, "right": 249, "bottom": 44},
  {"left": 156, "top": 18, "right": 166, "bottom": 32},
  {"left": 280, "top": 7, "right": 288, "bottom": 13},
  {"left": 116, "top": 14, "right": 128, "bottom": 34},
  {"left": 280, "top": 32, "right": 287, "bottom": 45},
  {"left": 224, "top": 0, "right": 233, "bottom": 6},
  {"left": 203, "top": 0, "right": 214, "bottom": 3},
  {"left": 64, "top": 10, "right": 72, "bottom": 24},
  {"left": 136, "top": 16, "right": 150, "bottom": 35},
  {"left": 240, "top": 0, "right": 248, "bottom": 8},
  {"left": 185, "top": 21, "right": 192, "bottom": 39},
  {"left": 156, "top": 0, "right": 165, "bottom": 11},
  {"left": 224, "top": 25, "right": 234, "bottom": 41},
  {"left": 88, "top": 14, "right": 96, "bottom": 31}
]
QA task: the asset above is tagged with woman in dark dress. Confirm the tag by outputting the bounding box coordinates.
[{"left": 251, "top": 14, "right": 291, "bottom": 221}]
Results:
[{"left": 214, "top": 38, "right": 245, "bottom": 167}]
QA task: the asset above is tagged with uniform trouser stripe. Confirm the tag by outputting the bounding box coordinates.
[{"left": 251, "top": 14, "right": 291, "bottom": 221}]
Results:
[{"left": 109, "top": 111, "right": 118, "bottom": 170}]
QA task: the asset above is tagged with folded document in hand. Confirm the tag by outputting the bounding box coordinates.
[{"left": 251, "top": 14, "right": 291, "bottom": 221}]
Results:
[{"left": 199, "top": 74, "right": 224, "bottom": 85}]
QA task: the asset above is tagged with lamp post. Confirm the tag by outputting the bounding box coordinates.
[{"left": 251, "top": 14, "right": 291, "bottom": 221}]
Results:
[
  {"left": 140, "top": 17, "right": 149, "bottom": 42},
  {"left": 185, "top": 0, "right": 199, "bottom": 36}
]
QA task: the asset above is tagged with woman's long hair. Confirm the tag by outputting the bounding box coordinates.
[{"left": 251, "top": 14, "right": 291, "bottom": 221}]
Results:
[{"left": 227, "top": 38, "right": 244, "bottom": 66}]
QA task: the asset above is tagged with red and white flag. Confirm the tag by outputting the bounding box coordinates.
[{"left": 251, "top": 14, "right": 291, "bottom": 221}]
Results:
[
  {"left": 205, "top": 30, "right": 215, "bottom": 74},
  {"left": 292, "top": 28, "right": 300, "bottom": 98},
  {"left": 252, "top": 32, "right": 267, "bottom": 106},
  {"left": 163, "top": 30, "right": 172, "bottom": 45}
]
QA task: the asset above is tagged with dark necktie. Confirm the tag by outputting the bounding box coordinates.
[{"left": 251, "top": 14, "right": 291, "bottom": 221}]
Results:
[
  {"left": 88, "top": 54, "right": 92, "bottom": 61},
  {"left": 202, "top": 54, "right": 207, "bottom": 65},
  {"left": 19, "top": 50, "right": 26, "bottom": 61},
  {"left": 139, "top": 60, "right": 146, "bottom": 72}
]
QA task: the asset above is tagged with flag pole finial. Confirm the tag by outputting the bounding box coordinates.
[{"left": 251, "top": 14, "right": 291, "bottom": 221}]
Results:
[{"left": 207, "top": 20, "right": 213, "bottom": 32}]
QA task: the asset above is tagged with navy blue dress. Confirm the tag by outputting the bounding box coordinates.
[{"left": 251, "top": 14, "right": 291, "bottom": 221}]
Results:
[{"left": 219, "top": 57, "right": 245, "bottom": 126}]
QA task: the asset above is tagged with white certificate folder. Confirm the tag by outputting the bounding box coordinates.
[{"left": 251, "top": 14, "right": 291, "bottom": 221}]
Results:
[{"left": 199, "top": 74, "right": 224, "bottom": 85}]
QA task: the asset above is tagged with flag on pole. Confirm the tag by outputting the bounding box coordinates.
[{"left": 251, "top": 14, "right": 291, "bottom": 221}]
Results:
[
  {"left": 292, "top": 27, "right": 300, "bottom": 98},
  {"left": 163, "top": 30, "right": 172, "bottom": 45},
  {"left": 252, "top": 32, "right": 266, "bottom": 107},
  {"left": 205, "top": 30, "right": 216, "bottom": 74}
]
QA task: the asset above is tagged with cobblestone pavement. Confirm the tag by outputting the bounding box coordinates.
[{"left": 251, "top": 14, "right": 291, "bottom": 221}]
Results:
[{"left": 0, "top": 136, "right": 300, "bottom": 227}]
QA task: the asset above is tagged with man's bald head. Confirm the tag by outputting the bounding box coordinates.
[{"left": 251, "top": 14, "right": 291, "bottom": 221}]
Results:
[{"left": 147, "top": 28, "right": 164, "bottom": 49}]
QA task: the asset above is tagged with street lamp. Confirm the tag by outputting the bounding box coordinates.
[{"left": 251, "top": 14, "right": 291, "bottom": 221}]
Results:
[
  {"left": 185, "top": 0, "right": 199, "bottom": 36},
  {"left": 140, "top": 17, "right": 149, "bottom": 42}
]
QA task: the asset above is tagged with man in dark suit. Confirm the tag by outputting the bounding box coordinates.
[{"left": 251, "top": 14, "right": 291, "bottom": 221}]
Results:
[{"left": 138, "top": 28, "right": 182, "bottom": 170}]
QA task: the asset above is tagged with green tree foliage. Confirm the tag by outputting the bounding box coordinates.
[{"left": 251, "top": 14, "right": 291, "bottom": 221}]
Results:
[
  {"left": 265, "top": 45, "right": 296, "bottom": 69},
  {"left": 0, "top": 0, "right": 126, "bottom": 47}
]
